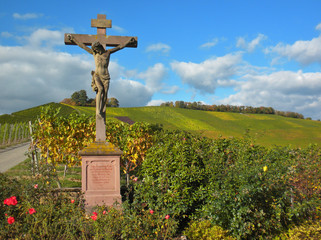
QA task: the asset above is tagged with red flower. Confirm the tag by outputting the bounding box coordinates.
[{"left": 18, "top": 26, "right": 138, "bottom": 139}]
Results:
[
  {"left": 70, "top": 199, "right": 75, "bottom": 204},
  {"left": 4, "top": 196, "right": 17, "bottom": 206},
  {"left": 7, "top": 216, "right": 15, "bottom": 224},
  {"left": 149, "top": 209, "right": 154, "bottom": 215},
  {"left": 28, "top": 208, "right": 36, "bottom": 215},
  {"left": 93, "top": 211, "right": 98, "bottom": 216},
  {"left": 165, "top": 214, "right": 170, "bottom": 219},
  {"left": 34, "top": 184, "right": 38, "bottom": 189},
  {"left": 91, "top": 215, "right": 97, "bottom": 221},
  {"left": 103, "top": 210, "right": 107, "bottom": 215},
  {"left": 10, "top": 196, "right": 17, "bottom": 206}
]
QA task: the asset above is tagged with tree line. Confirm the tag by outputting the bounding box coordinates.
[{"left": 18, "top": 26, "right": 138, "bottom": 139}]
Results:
[
  {"left": 160, "top": 101, "right": 306, "bottom": 119},
  {"left": 60, "top": 90, "right": 119, "bottom": 107}
]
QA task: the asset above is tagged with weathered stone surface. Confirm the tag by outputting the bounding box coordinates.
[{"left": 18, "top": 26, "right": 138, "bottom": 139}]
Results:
[
  {"left": 80, "top": 141, "right": 122, "bottom": 156},
  {"left": 80, "top": 142, "right": 122, "bottom": 211},
  {"left": 65, "top": 14, "right": 137, "bottom": 142}
]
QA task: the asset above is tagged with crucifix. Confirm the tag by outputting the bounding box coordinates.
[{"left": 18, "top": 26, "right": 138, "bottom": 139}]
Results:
[{"left": 65, "top": 14, "right": 137, "bottom": 142}]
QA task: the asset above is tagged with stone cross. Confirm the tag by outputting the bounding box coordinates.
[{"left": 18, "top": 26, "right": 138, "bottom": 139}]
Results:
[
  {"left": 65, "top": 14, "right": 137, "bottom": 142},
  {"left": 64, "top": 14, "right": 137, "bottom": 48}
]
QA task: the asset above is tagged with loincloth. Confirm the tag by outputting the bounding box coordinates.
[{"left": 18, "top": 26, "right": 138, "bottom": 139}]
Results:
[{"left": 91, "top": 71, "right": 110, "bottom": 92}]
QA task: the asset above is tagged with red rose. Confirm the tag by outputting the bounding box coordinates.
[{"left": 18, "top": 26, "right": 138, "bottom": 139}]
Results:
[
  {"left": 28, "top": 208, "right": 36, "bottom": 215},
  {"left": 91, "top": 215, "right": 97, "bottom": 221},
  {"left": 149, "top": 209, "right": 154, "bottom": 214},
  {"left": 70, "top": 199, "right": 75, "bottom": 203},
  {"left": 4, "top": 196, "right": 17, "bottom": 206},
  {"left": 7, "top": 216, "right": 15, "bottom": 224},
  {"left": 165, "top": 214, "right": 170, "bottom": 219}
]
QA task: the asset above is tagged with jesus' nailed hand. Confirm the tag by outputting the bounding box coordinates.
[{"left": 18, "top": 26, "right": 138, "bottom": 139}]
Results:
[{"left": 67, "top": 34, "right": 136, "bottom": 120}]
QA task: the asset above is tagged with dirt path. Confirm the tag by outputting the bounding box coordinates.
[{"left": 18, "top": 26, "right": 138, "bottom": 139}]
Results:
[{"left": 0, "top": 142, "right": 30, "bottom": 173}]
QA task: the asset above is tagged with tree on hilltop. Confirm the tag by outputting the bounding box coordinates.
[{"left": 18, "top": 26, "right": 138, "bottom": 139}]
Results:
[
  {"left": 107, "top": 97, "right": 119, "bottom": 107},
  {"left": 71, "top": 90, "right": 88, "bottom": 106}
]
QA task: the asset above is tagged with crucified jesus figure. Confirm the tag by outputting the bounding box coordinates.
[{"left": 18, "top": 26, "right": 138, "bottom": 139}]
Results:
[{"left": 67, "top": 34, "right": 136, "bottom": 120}]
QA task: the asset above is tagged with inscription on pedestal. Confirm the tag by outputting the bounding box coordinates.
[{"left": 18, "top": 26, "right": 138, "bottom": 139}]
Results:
[
  {"left": 80, "top": 142, "right": 122, "bottom": 211},
  {"left": 87, "top": 161, "right": 116, "bottom": 191}
]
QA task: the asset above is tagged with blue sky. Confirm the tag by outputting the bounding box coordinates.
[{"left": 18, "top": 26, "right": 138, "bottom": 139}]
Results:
[{"left": 1, "top": 0, "right": 321, "bottom": 120}]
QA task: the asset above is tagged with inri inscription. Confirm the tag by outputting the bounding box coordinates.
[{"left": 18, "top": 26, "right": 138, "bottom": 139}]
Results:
[{"left": 87, "top": 161, "right": 116, "bottom": 191}]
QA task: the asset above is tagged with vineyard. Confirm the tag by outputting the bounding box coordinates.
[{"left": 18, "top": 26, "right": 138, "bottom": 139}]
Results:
[
  {"left": 1, "top": 105, "right": 321, "bottom": 238},
  {"left": 0, "top": 122, "right": 31, "bottom": 148}
]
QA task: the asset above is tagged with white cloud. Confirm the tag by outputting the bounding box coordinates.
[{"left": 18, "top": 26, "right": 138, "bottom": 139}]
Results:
[
  {"left": 200, "top": 38, "right": 219, "bottom": 48},
  {"left": 109, "top": 79, "right": 153, "bottom": 107},
  {"left": 0, "top": 28, "right": 163, "bottom": 114},
  {"left": 112, "top": 25, "right": 126, "bottom": 33},
  {"left": 237, "top": 34, "right": 267, "bottom": 52},
  {"left": 268, "top": 35, "right": 321, "bottom": 65},
  {"left": 218, "top": 70, "right": 321, "bottom": 120},
  {"left": 316, "top": 23, "right": 321, "bottom": 31},
  {"left": 1, "top": 32, "right": 13, "bottom": 38},
  {"left": 161, "top": 85, "right": 180, "bottom": 94},
  {"left": 146, "top": 99, "right": 165, "bottom": 106},
  {"left": 25, "top": 28, "right": 64, "bottom": 48},
  {"left": 171, "top": 53, "right": 242, "bottom": 94},
  {"left": 0, "top": 45, "right": 92, "bottom": 114},
  {"left": 13, "top": 13, "right": 43, "bottom": 20},
  {"left": 146, "top": 43, "right": 171, "bottom": 54},
  {"left": 137, "top": 63, "right": 167, "bottom": 92}
]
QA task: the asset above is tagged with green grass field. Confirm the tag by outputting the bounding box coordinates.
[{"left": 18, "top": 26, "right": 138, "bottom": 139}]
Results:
[
  {"left": 1, "top": 103, "right": 321, "bottom": 148},
  {"left": 0, "top": 102, "right": 75, "bottom": 124},
  {"left": 72, "top": 105, "right": 321, "bottom": 147}
]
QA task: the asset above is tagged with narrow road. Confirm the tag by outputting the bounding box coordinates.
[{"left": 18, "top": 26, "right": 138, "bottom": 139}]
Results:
[{"left": 0, "top": 142, "right": 30, "bottom": 173}]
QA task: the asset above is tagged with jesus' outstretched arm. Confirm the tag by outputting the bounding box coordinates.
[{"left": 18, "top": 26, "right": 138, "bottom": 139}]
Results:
[
  {"left": 67, "top": 34, "right": 94, "bottom": 55},
  {"left": 109, "top": 37, "right": 136, "bottom": 54}
]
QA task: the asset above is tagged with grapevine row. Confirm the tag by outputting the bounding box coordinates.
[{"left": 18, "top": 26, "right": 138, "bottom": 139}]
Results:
[{"left": 0, "top": 122, "right": 30, "bottom": 148}]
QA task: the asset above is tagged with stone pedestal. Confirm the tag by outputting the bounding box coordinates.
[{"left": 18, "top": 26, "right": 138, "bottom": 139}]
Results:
[{"left": 80, "top": 141, "right": 122, "bottom": 211}]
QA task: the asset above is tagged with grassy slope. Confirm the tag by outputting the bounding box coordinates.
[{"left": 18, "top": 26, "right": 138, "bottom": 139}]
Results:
[
  {"left": 1, "top": 103, "right": 320, "bottom": 147},
  {"left": 73, "top": 105, "right": 321, "bottom": 148},
  {"left": 0, "top": 102, "right": 76, "bottom": 124}
]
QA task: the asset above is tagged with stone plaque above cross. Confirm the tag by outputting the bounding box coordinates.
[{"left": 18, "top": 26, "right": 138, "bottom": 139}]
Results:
[{"left": 64, "top": 14, "right": 137, "bottom": 48}]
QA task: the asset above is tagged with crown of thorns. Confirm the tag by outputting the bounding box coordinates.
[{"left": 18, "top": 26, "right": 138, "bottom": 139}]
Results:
[{"left": 92, "top": 41, "right": 103, "bottom": 49}]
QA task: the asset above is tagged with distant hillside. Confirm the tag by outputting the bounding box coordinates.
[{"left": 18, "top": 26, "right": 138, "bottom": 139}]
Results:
[
  {"left": 1, "top": 103, "right": 320, "bottom": 147},
  {"left": 0, "top": 102, "right": 76, "bottom": 124},
  {"left": 72, "top": 105, "right": 321, "bottom": 148}
]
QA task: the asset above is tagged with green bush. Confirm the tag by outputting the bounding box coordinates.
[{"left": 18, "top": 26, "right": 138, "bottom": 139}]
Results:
[
  {"left": 2, "top": 124, "right": 320, "bottom": 239},
  {"left": 196, "top": 142, "right": 295, "bottom": 239},
  {"left": 133, "top": 130, "right": 212, "bottom": 231},
  {"left": 0, "top": 171, "right": 179, "bottom": 239},
  {"left": 134, "top": 129, "right": 321, "bottom": 239},
  {"left": 0, "top": 173, "right": 91, "bottom": 239},
  {"left": 275, "top": 221, "right": 321, "bottom": 239},
  {"left": 184, "top": 220, "right": 235, "bottom": 240},
  {"left": 91, "top": 203, "right": 178, "bottom": 239}
]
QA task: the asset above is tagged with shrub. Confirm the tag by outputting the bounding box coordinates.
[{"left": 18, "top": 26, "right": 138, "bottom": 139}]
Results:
[
  {"left": 275, "top": 221, "right": 321, "bottom": 240},
  {"left": 184, "top": 220, "right": 235, "bottom": 240},
  {"left": 135, "top": 129, "right": 321, "bottom": 239},
  {"left": 197, "top": 142, "right": 296, "bottom": 239},
  {"left": 92, "top": 203, "right": 178, "bottom": 239},
  {"left": 0, "top": 171, "right": 179, "bottom": 239},
  {"left": 134, "top": 130, "right": 212, "bottom": 231}
]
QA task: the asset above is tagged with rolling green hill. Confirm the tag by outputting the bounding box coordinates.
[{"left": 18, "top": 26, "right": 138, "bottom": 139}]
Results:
[
  {"left": 72, "top": 105, "right": 321, "bottom": 148},
  {"left": 0, "top": 102, "right": 76, "bottom": 124},
  {"left": 1, "top": 103, "right": 320, "bottom": 147}
]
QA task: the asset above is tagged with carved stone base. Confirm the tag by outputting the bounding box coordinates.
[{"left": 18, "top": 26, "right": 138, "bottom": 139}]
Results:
[{"left": 80, "top": 142, "right": 122, "bottom": 212}]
